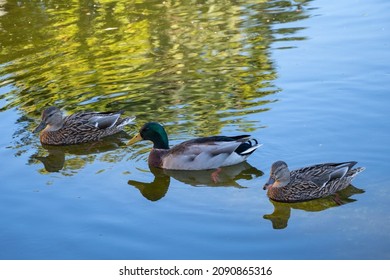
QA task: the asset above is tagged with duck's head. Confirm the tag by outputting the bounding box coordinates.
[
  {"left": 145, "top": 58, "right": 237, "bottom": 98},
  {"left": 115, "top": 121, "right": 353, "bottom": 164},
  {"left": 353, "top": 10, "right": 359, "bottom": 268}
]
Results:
[
  {"left": 33, "top": 106, "right": 63, "bottom": 133},
  {"left": 127, "top": 122, "right": 169, "bottom": 149},
  {"left": 263, "top": 160, "right": 291, "bottom": 190}
]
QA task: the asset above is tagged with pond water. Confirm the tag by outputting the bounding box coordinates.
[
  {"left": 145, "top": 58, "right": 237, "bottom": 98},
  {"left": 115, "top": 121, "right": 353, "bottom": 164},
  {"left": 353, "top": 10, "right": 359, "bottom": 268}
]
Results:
[{"left": 0, "top": 0, "right": 389, "bottom": 260}]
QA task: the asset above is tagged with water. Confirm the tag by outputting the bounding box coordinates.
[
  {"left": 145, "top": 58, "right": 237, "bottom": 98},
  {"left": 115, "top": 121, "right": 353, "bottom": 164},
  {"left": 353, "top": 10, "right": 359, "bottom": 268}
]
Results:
[{"left": 0, "top": 0, "right": 389, "bottom": 259}]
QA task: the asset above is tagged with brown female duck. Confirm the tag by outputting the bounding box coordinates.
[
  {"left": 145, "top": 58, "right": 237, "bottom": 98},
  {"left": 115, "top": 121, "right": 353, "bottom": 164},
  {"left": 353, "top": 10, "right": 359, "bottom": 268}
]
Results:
[
  {"left": 34, "top": 106, "right": 135, "bottom": 145},
  {"left": 263, "top": 161, "right": 365, "bottom": 202},
  {"left": 127, "top": 122, "right": 261, "bottom": 170}
]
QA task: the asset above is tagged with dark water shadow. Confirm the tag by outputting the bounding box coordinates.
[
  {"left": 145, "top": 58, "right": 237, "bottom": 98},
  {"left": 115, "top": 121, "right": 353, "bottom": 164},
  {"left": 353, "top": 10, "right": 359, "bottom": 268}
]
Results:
[
  {"left": 263, "top": 185, "right": 365, "bottom": 229},
  {"left": 29, "top": 132, "right": 130, "bottom": 173},
  {"left": 128, "top": 162, "right": 264, "bottom": 201}
]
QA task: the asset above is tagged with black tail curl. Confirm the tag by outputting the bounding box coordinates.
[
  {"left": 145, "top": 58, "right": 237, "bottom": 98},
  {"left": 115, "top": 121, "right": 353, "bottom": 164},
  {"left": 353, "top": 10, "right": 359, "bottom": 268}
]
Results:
[{"left": 235, "top": 139, "right": 259, "bottom": 155}]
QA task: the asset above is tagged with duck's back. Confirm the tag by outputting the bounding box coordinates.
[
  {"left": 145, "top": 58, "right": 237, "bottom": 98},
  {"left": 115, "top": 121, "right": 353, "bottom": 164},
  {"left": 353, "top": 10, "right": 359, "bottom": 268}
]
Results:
[{"left": 40, "top": 111, "right": 130, "bottom": 145}]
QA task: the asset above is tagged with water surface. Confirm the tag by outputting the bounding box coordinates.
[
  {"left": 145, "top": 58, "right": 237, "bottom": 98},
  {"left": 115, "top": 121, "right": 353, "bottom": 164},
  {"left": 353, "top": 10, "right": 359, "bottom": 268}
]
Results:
[{"left": 0, "top": 0, "right": 389, "bottom": 259}]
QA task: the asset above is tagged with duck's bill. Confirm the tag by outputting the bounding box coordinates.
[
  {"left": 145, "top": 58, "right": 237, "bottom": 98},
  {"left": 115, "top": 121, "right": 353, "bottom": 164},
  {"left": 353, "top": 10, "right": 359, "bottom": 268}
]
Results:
[
  {"left": 127, "top": 133, "right": 142, "bottom": 145},
  {"left": 263, "top": 177, "right": 275, "bottom": 190},
  {"left": 33, "top": 121, "right": 46, "bottom": 133}
]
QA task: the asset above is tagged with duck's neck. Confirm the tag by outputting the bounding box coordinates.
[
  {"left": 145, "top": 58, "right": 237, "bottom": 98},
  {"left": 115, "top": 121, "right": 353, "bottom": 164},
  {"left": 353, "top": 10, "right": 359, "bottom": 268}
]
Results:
[
  {"left": 152, "top": 132, "right": 169, "bottom": 149},
  {"left": 148, "top": 149, "right": 169, "bottom": 168}
]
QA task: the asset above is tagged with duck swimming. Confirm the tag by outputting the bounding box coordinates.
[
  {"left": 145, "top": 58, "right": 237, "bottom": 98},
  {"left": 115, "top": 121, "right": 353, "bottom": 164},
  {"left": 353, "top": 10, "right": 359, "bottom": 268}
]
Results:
[
  {"left": 127, "top": 122, "right": 261, "bottom": 170},
  {"left": 263, "top": 160, "right": 365, "bottom": 202},
  {"left": 34, "top": 106, "right": 135, "bottom": 145}
]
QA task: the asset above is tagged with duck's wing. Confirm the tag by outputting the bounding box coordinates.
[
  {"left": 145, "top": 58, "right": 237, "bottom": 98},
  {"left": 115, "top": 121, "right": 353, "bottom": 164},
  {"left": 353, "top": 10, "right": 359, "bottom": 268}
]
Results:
[
  {"left": 162, "top": 135, "right": 260, "bottom": 170},
  {"left": 88, "top": 113, "right": 121, "bottom": 129},
  {"left": 65, "top": 111, "right": 134, "bottom": 130},
  {"left": 292, "top": 162, "right": 357, "bottom": 188}
]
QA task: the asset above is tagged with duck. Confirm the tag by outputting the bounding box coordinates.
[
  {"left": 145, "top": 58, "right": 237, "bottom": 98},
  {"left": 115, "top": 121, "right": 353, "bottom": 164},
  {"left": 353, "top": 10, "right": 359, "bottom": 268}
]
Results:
[
  {"left": 33, "top": 106, "right": 135, "bottom": 145},
  {"left": 263, "top": 160, "right": 365, "bottom": 202},
  {"left": 127, "top": 122, "right": 261, "bottom": 170}
]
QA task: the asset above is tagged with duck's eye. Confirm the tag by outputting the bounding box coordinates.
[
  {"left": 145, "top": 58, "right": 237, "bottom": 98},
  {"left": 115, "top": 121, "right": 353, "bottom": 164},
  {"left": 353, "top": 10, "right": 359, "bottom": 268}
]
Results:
[{"left": 44, "top": 112, "right": 54, "bottom": 120}]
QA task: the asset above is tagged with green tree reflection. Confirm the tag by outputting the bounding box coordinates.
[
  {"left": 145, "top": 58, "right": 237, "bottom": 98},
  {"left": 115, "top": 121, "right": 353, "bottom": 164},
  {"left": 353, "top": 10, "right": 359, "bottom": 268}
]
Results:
[{"left": 0, "top": 0, "right": 311, "bottom": 172}]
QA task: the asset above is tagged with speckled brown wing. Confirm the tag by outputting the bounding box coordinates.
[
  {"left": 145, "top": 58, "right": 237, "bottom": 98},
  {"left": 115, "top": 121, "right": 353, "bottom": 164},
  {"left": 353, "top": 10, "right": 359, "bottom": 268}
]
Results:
[{"left": 40, "top": 111, "right": 134, "bottom": 145}]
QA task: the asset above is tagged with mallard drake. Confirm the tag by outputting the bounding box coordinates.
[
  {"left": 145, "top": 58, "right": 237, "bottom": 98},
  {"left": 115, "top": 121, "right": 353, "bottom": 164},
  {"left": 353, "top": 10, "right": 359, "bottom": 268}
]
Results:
[
  {"left": 34, "top": 106, "right": 135, "bottom": 145},
  {"left": 127, "top": 122, "right": 261, "bottom": 170},
  {"left": 263, "top": 161, "right": 365, "bottom": 202}
]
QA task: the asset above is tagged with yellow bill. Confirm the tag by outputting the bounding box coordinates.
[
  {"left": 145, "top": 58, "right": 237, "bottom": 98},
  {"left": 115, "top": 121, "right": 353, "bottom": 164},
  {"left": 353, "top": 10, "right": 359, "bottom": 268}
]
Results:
[{"left": 127, "top": 133, "right": 143, "bottom": 145}]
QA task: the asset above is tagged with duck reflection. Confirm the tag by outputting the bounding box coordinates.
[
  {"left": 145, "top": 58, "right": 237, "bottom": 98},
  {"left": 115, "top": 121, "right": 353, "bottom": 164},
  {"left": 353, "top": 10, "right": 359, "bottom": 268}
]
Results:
[
  {"left": 128, "top": 162, "right": 263, "bottom": 201},
  {"left": 30, "top": 132, "right": 129, "bottom": 173},
  {"left": 128, "top": 167, "right": 171, "bottom": 202},
  {"left": 263, "top": 185, "right": 365, "bottom": 229}
]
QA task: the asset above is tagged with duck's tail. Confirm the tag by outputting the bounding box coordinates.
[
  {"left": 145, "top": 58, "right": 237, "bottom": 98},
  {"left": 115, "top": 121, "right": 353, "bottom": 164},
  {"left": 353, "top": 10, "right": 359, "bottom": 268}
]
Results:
[
  {"left": 348, "top": 166, "right": 366, "bottom": 178},
  {"left": 118, "top": 116, "right": 136, "bottom": 128},
  {"left": 235, "top": 139, "right": 262, "bottom": 155}
]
